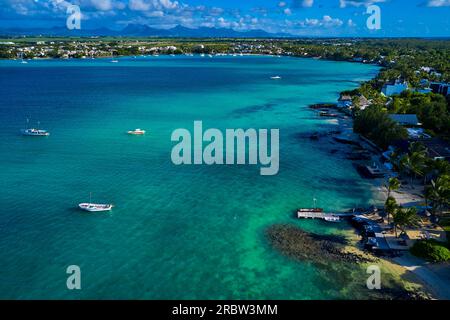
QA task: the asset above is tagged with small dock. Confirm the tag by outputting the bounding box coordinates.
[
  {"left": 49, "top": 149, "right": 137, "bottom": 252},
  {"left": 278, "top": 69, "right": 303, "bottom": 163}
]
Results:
[{"left": 297, "top": 211, "right": 341, "bottom": 222}]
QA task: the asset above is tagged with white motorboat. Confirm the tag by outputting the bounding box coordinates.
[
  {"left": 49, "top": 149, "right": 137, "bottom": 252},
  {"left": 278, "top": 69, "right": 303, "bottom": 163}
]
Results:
[
  {"left": 127, "top": 128, "right": 146, "bottom": 135},
  {"left": 79, "top": 203, "right": 113, "bottom": 212},
  {"left": 21, "top": 119, "right": 49, "bottom": 136},
  {"left": 79, "top": 193, "right": 113, "bottom": 212},
  {"left": 324, "top": 216, "right": 341, "bottom": 223},
  {"left": 21, "top": 128, "right": 50, "bottom": 136}
]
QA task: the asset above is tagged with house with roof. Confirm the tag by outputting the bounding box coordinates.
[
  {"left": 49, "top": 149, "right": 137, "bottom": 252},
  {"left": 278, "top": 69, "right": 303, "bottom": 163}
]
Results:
[
  {"left": 389, "top": 114, "right": 421, "bottom": 127},
  {"left": 354, "top": 95, "right": 370, "bottom": 110},
  {"left": 337, "top": 94, "right": 353, "bottom": 109},
  {"left": 421, "top": 139, "right": 450, "bottom": 161},
  {"left": 430, "top": 82, "right": 450, "bottom": 96},
  {"left": 382, "top": 79, "right": 409, "bottom": 96}
]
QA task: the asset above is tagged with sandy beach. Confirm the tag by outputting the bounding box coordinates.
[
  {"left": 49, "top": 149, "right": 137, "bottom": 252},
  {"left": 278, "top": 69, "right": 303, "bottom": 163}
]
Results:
[{"left": 333, "top": 112, "right": 449, "bottom": 300}]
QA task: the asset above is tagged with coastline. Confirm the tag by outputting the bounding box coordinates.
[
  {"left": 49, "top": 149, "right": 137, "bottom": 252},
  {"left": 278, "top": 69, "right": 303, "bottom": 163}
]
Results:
[{"left": 305, "top": 100, "right": 449, "bottom": 300}]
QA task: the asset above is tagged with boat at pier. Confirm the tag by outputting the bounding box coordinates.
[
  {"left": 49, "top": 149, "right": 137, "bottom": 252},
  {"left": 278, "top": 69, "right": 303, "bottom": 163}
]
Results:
[
  {"left": 297, "top": 210, "right": 341, "bottom": 223},
  {"left": 297, "top": 208, "right": 324, "bottom": 213}
]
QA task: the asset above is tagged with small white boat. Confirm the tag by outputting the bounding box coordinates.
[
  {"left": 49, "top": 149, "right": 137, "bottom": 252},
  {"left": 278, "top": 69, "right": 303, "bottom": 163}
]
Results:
[
  {"left": 79, "top": 193, "right": 113, "bottom": 212},
  {"left": 21, "top": 128, "right": 49, "bottom": 136},
  {"left": 79, "top": 203, "right": 113, "bottom": 212},
  {"left": 18, "top": 52, "right": 28, "bottom": 64},
  {"left": 127, "top": 128, "right": 146, "bottom": 135},
  {"left": 271, "top": 76, "right": 282, "bottom": 80},
  {"left": 324, "top": 216, "right": 341, "bottom": 223},
  {"left": 110, "top": 51, "right": 118, "bottom": 63},
  {"left": 21, "top": 119, "right": 49, "bottom": 136}
]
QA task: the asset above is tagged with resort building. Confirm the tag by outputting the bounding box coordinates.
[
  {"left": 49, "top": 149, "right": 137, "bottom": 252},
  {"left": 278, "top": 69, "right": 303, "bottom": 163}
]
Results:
[
  {"left": 420, "top": 139, "right": 450, "bottom": 161},
  {"left": 389, "top": 114, "right": 421, "bottom": 127},
  {"left": 337, "top": 94, "right": 353, "bottom": 108},
  {"left": 354, "top": 95, "right": 370, "bottom": 110},
  {"left": 430, "top": 82, "right": 450, "bottom": 96},
  {"left": 382, "top": 79, "right": 409, "bottom": 96}
]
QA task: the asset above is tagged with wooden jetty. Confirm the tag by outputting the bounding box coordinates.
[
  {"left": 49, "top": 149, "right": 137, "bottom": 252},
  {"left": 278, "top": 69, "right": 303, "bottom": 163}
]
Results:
[{"left": 297, "top": 210, "right": 341, "bottom": 222}]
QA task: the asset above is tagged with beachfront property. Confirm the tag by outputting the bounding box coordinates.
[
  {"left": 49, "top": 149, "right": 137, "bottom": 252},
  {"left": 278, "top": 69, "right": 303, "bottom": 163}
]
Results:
[
  {"left": 389, "top": 114, "right": 421, "bottom": 127},
  {"left": 382, "top": 79, "right": 409, "bottom": 96},
  {"left": 421, "top": 139, "right": 450, "bottom": 161},
  {"left": 337, "top": 94, "right": 353, "bottom": 108},
  {"left": 354, "top": 94, "right": 370, "bottom": 110},
  {"left": 336, "top": 93, "right": 370, "bottom": 112},
  {"left": 430, "top": 82, "right": 450, "bottom": 96}
]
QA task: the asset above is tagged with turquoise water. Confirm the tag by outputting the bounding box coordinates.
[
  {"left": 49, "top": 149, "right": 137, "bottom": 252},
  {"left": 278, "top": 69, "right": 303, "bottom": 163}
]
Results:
[{"left": 0, "top": 55, "right": 380, "bottom": 299}]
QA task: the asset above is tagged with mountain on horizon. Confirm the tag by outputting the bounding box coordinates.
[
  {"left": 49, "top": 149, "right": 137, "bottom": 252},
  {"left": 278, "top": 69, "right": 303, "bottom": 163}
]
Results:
[{"left": 0, "top": 24, "right": 292, "bottom": 38}]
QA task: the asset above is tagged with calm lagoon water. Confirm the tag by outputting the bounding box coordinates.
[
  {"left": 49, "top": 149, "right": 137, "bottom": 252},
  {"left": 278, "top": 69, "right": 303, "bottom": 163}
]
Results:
[{"left": 0, "top": 55, "right": 380, "bottom": 299}]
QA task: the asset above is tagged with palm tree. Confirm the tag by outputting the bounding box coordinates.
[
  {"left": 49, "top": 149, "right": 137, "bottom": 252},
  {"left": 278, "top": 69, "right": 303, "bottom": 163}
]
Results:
[
  {"left": 426, "top": 174, "right": 450, "bottom": 218},
  {"left": 385, "top": 177, "right": 401, "bottom": 199},
  {"left": 409, "top": 141, "right": 427, "bottom": 155},
  {"left": 399, "top": 154, "right": 413, "bottom": 182},
  {"left": 432, "top": 159, "right": 450, "bottom": 177},
  {"left": 392, "top": 207, "right": 420, "bottom": 238},
  {"left": 385, "top": 196, "right": 398, "bottom": 226},
  {"left": 409, "top": 151, "right": 427, "bottom": 180}
]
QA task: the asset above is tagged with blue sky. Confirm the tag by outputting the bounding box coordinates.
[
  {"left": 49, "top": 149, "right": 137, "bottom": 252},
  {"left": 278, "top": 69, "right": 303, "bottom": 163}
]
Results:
[{"left": 0, "top": 0, "right": 449, "bottom": 36}]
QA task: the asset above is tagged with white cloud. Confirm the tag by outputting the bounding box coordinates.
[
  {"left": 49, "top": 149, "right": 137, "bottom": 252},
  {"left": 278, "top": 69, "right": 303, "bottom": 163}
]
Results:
[
  {"left": 339, "top": 0, "right": 385, "bottom": 8},
  {"left": 427, "top": 0, "right": 450, "bottom": 7},
  {"left": 302, "top": 0, "right": 314, "bottom": 7},
  {"left": 90, "top": 0, "right": 112, "bottom": 11},
  {"left": 128, "top": 0, "right": 179, "bottom": 12},
  {"left": 299, "top": 15, "right": 344, "bottom": 28},
  {"left": 129, "top": 0, "right": 151, "bottom": 11}
]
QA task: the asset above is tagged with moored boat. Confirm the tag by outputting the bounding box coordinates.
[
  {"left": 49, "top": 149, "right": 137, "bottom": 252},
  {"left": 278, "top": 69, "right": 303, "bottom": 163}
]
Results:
[
  {"left": 127, "top": 128, "right": 146, "bottom": 135},
  {"left": 297, "top": 208, "right": 324, "bottom": 213},
  {"left": 21, "top": 128, "right": 50, "bottom": 136},
  {"left": 78, "top": 193, "right": 113, "bottom": 212},
  {"left": 21, "top": 119, "right": 49, "bottom": 136},
  {"left": 324, "top": 216, "right": 341, "bottom": 222},
  {"left": 78, "top": 203, "right": 113, "bottom": 212}
]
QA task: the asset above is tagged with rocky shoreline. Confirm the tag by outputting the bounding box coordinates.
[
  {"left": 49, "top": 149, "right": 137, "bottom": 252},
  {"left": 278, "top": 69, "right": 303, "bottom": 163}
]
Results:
[
  {"left": 267, "top": 225, "right": 375, "bottom": 266},
  {"left": 266, "top": 224, "right": 432, "bottom": 300}
]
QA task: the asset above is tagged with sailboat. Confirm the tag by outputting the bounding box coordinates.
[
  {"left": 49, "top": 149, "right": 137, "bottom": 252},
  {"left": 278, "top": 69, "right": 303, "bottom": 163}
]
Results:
[
  {"left": 79, "top": 193, "right": 113, "bottom": 212},
  {"left": 111, "top": 51, "right": 118, "bottom": 63},
  {"left": 18, "top": 52, "right": 28, "bottom": 64},
  {"left": 21, "top": 119, "right": 50, "bottom": 136}
]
